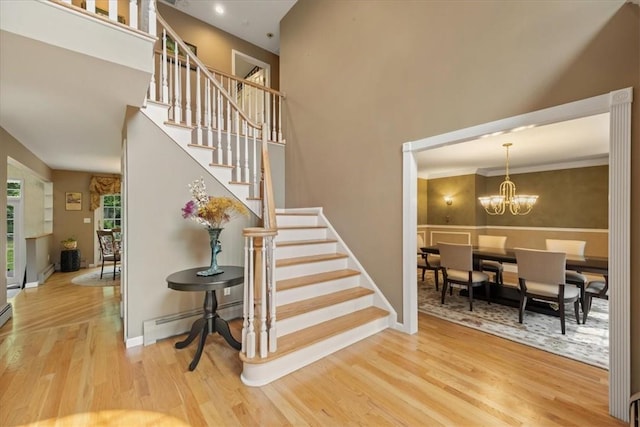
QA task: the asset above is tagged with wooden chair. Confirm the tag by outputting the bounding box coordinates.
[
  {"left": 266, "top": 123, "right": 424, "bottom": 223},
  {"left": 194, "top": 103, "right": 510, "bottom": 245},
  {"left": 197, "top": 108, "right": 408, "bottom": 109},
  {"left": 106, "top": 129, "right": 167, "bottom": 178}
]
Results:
[
  {"left": 514, "top": 248, "right": 580, "bottom": 334},
  {"left": 417, "top": 234, "right": 441, "bottom": 290},
  {"left": 545, "top": 239, "right": 588, "bottom": 312},
  {"left": 478, "top": 235, "right": 507, "bottom": 285},
  {"left": 582, "top": 276, "right": 608, "bottom": 324},
  {"left": 96, "top": 230, "right": 121, "bottom": 280},
  {"left": 438, "top": 242, "right": 490, "bottom": 311}
]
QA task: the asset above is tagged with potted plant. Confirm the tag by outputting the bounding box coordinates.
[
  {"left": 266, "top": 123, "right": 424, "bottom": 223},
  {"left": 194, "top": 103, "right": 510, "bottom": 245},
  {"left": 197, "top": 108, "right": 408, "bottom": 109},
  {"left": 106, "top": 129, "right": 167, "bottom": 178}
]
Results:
[{"left": 61, "top": 237, "right": 78, "bottom": 250}]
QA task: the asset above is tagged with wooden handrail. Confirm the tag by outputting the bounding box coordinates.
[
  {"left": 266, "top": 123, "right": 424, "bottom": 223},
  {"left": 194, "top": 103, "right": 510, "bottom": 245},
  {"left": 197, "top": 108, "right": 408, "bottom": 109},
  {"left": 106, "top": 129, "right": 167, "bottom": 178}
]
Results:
[{"left": 156, "top": 14, "right": 261, "bottom": 131}]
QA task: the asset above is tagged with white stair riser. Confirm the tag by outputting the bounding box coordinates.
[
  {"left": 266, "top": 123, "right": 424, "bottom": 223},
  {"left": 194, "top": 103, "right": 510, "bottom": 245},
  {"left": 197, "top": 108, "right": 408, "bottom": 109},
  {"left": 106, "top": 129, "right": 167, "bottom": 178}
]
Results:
[
  {"left": 164, "top": 125, "right": 194, "bottom": 146},
  {"left": 275, "top": 258, "right": 348, "bottom": 280},
  {"left": 277, "top": 294, "right": 374, "bottom": 337},
  {"left": 275, "top": 228, "right": 327, "bottom": 242},
  {"left": 241, "top": 315, "right": 391, "bottom": 387},
  {"left": 275, "top": 242, "right": 337, "bottom": 260},
  {"left": 144, "top": 102, "right": 170, "bottom": 124},
  {"left": 276, "top": 214, "right": 318, "bottom": 227},
  {"left": 277, "top": 275, "right": 361, "bottom": 306}
]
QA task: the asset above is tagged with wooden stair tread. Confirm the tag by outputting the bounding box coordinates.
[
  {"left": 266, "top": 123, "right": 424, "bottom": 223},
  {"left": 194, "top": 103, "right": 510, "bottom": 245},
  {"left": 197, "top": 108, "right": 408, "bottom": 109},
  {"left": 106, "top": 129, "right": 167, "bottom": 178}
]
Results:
[
  {"left": 276, "top": 212, "right": 318, "bottom": 216},
  {"left": 278, "top": 287, "right": 373, "bottom": 320},
  {"left": 239, "top": 307, "right": 389, "bottom": 364},
  {"left": 277, "top": 225, "right": 326, "bottom": 230},
  {"left": 278, "top": 269, "right": 361, "bottom": 291},
  {"left": 187, "top": 143, "right": 216, "bottom": 150},
  {"left": 276, "top": 253, "right": 347, "bottom": 267},
  {"left": 277, "top": 238, "right": 337, "bottom": 247}
]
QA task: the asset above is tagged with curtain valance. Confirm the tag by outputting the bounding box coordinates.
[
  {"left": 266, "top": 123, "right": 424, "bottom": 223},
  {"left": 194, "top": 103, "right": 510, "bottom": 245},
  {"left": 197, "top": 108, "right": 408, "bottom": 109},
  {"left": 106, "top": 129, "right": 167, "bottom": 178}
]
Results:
[{"left": 89, "top": 175, "right": 121, "bottom": 211}]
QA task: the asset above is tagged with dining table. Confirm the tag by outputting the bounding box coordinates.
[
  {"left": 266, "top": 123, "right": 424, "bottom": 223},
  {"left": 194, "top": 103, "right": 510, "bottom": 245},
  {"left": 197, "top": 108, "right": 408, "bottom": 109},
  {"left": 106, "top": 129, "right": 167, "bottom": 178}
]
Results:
[{"left": 420, "top": 245, "right": 608, "bottom": 316}]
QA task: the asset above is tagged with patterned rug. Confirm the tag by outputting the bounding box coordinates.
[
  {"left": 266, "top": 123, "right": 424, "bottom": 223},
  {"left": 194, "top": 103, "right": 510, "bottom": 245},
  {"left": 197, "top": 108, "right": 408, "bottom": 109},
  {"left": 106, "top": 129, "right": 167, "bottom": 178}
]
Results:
[
  {"left": 71, "top": 268, "right": 120, "bottom": 287},
  {"left": 418, "top": 273, "right": 609, "bottom": 369}
]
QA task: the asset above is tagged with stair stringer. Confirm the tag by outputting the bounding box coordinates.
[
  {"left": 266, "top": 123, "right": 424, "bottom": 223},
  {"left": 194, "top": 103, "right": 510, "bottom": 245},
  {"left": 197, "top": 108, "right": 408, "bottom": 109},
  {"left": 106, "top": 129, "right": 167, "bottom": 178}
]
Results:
[{"left": 140, "top": 100, "right": 262, "bottom": 216}]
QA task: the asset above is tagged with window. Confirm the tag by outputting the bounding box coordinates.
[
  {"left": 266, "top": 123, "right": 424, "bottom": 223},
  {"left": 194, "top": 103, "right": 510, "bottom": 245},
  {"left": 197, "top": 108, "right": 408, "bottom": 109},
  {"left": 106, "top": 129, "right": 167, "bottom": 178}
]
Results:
[
  {"left": 102, "top": 194, "right": 121, "bottom": 229},
  {"left": 7, "top": 179, "right": 21, "bottom": 198}
]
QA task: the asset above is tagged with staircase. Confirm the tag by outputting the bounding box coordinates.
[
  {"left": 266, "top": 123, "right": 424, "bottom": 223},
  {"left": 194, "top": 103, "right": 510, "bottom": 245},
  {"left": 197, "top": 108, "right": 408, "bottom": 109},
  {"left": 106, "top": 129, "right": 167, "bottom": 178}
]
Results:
[
  {"left": 240, "top": 209, "right": 394, "bottom": 386},
  {"left": 47, "top": 0, "right": 396, "bottom": 386}
]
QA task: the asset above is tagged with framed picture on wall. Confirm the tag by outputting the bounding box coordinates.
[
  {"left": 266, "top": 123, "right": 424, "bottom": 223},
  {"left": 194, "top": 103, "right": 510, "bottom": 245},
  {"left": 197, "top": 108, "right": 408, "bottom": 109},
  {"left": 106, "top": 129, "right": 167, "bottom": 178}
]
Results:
[{"left": 65, "top": 192, "right": 82, "bottom": 211}]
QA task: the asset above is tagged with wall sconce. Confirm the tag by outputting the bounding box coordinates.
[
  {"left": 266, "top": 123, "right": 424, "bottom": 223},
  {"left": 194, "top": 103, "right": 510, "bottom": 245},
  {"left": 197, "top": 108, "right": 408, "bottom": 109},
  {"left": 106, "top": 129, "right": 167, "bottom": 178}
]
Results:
[{"left": 444, "top": 196, "right": 453, "bottom": 206}]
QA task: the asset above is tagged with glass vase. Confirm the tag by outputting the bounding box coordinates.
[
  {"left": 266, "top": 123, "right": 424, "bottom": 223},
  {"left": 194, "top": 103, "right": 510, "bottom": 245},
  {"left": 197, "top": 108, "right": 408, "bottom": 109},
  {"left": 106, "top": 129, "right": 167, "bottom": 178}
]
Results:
[{"left": 197, "top": 227, "right": 224, "bottom": 276}]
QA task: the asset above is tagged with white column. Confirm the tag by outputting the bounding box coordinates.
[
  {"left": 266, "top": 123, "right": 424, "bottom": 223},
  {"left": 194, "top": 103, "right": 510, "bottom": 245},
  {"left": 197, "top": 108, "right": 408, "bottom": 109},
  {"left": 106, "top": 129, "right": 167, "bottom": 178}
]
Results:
[{"left": 608, "top": 87, "right": 632, "bottom": 421}]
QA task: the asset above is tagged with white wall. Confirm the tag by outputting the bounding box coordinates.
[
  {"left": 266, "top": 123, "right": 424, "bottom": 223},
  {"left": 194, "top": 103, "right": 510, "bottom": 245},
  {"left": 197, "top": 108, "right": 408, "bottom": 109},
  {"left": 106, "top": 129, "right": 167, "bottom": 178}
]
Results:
[{"left": 124, "top": 112, "right": 258, "bottom": 339}]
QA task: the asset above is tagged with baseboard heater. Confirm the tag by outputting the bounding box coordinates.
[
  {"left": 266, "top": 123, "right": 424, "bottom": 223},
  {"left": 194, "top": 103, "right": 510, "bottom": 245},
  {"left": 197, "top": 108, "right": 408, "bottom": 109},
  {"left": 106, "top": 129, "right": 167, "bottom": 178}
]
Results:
[
  {"left": 143, "top": 301, "right": 243, "bottom": 346},
  {"left": 0, "top": 303, "right": 13, "bottom": 328}
]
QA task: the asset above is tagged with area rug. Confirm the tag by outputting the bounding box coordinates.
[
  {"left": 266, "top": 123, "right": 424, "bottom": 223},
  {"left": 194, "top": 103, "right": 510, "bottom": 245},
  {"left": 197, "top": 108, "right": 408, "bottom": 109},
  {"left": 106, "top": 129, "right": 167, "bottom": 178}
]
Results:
[
  {"left": 71, "top": 268, "right": 120, "bottom": 287},
  {"left": 418, "top": 275, "right": 609, "bottom": 369}
]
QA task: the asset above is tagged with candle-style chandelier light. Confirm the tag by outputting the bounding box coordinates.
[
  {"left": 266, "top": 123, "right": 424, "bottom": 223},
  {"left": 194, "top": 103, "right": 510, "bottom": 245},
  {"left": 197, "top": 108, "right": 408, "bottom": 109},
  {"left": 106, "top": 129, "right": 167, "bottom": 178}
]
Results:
[{"left": 478, "top": 143, "right": 538, "bottom": 215}]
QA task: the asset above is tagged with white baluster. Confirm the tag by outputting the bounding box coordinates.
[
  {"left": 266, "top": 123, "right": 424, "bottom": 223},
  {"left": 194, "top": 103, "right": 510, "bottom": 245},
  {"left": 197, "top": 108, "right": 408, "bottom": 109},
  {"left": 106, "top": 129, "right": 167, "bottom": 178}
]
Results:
[
  {"left": 211, "top": 81, "right": 217, "bottom": 129},
  {"left": 252, "top": 127, "right": 258, "bottom": 197},
  {"left": 148, "top": 0, "right": 157, "bottom": 38},
  {"left": 268, "top": 235, "right": 277, "bottom": 352},
  {"left": 241, "top": 235, "right": 250, "bottom": 354},
  {"left": 217, "top": 91, "right": 223, "bottom": 164},
  {"left": 196, "top": 69, "right": 202, "bottom": 145},
  {"left": 173, "top": 47, "right": 181, "bottom": 122},
  {"left": 226, "top": 98, "right": 232, "bottom": 166},
  {"left": 271, "top": 93, "right": 277, "bottom": 142},
  {"left": 161, "top": 29, "right": 168, "bottom": 103},
  {"left": 129, "top": 0, "right": 137, "bottom": 29},
  {"left": 205, "top": 79, "right": 212, "bottom": 147},
  {"left": 85, "top": 0, "right": 95, "bottom": 12},
  {"left": 278, "top": 96, "right": 283, "bottom": 143},
  {"left": 148, "top": 51, "right": 156, "bottom": 102},
  {"left": 245, "top": 236, "right": 256, "bottom": 358},
  {"left": 108, "top": 0, "right": 117, "bottom": 22},
  {"left": 243, "top": 121, "right": 249, "bottom": 183},
  {"left": 259, "top": 237, "right": 268, "bottom": 358},
  {"left": 235, "top": 111, "right": 241, "bottom": 181},
  {"left": 185, "top": 57, "right": 191, "bottom": 126}
]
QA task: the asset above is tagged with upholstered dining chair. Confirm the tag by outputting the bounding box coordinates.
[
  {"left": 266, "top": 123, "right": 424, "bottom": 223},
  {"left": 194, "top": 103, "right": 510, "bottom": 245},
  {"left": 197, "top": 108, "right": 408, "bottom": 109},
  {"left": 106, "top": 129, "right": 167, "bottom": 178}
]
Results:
[
  {"left": 514, "top": 248, "right": 580, "bottom": 334},
  {"left": 96, "top": 230, "right": 121, "bottom": 280},
  {"left": 545, "top": 239, "right": 588, "bottom": 312},
  {"left": 582, "top": 276, "right": 608, "bottom": 324},
  {"left": 478, "top": 235, "right": 507, "bottom": 286},
  {"left": 417, "top": 234, "right": 441, "bottom": 290},
  {"left": 438, "top": 242, "right": 490, "bottom": 311}
]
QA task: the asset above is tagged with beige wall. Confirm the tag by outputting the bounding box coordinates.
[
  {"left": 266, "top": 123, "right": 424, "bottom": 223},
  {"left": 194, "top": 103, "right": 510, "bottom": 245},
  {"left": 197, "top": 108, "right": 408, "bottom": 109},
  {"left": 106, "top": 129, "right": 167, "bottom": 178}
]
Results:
[
  {"left": 281, "top": 0, "right": 639, "bottom": 390},
  {"left": 427, "top": 166, "right": 608, "bottom": 228},
  {"left": 51, "top": 170, "right": 109, "bottom": 268},
  {"left": 0, "top": 127, "right": 53, "bottom": 311},
  {"left": 157, "top": 3, "right": 280, "bottom": 91}
]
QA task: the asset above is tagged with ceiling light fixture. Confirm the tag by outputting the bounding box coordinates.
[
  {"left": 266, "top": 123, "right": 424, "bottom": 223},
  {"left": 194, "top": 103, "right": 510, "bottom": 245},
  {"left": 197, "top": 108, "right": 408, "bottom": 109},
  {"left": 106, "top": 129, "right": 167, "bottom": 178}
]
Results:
[
  {"left": 478, "top": 143, "right": 538, "bottom": 215},
  {"left": 214, "top": 4, "right": 224, "bottom": 15}
]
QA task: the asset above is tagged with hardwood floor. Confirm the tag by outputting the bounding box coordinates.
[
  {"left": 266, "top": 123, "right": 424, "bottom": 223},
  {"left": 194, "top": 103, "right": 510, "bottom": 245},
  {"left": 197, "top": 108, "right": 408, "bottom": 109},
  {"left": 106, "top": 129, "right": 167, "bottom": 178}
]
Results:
[{"left": 0, "top": 269, "right": 622, "bottom": 426}]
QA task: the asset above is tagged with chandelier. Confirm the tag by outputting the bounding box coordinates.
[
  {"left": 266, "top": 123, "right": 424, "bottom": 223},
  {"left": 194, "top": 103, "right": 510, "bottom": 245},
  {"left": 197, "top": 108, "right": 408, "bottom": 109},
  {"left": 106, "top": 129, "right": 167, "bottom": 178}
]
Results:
[{"left": 478, "top": 143, "right": 538, "bottom": 215}]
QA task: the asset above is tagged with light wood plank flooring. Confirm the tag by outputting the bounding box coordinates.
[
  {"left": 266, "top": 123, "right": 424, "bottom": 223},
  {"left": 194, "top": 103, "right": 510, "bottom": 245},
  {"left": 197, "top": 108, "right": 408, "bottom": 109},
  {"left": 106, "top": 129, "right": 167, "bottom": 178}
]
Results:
[{"left": 0, "top": 269, "right": 622, "bottom": 426}]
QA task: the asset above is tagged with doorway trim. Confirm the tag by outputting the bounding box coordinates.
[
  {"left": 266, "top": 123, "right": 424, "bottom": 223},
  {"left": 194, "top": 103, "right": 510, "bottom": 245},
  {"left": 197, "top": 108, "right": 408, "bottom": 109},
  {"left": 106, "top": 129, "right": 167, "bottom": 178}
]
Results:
[
  {"left": 401, "top": 87, "right": 632, "bottom": 420},
  {"left": 231, "top": 49, "right": 271, "bottom": 87}
]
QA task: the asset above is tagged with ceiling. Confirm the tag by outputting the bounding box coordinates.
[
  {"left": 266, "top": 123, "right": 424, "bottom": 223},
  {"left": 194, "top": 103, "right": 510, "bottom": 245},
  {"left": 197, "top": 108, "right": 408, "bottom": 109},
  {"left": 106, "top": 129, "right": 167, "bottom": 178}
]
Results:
[
  {"left": 159, "top": 0, "right": 298, "bottom": 54},
  {"left": 416, "top": 113, "right": 610, "bottom": 178}
]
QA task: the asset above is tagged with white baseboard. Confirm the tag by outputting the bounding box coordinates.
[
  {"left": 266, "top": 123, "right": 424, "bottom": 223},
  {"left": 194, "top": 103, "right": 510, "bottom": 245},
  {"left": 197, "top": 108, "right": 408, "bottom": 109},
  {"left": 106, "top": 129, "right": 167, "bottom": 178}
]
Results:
[
  {"left": 142, "top": 302, "right": 243, "bottom": 346},
  {"left": 0, "top": 303, "right": 13, "bottom": 328},
  {"left": 126, "top": 336, "right": 144, "bottom": 348},
  {"left": 25, "top": 281, "right": 39, "bottom": 288}
]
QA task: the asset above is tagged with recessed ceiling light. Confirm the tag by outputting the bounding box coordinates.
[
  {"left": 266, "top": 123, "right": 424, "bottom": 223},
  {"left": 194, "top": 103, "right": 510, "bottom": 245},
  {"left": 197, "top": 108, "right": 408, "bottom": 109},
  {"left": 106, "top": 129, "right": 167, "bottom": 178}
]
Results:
[{"left": 215, "top": 4, "right": 224, "bottom": 15}]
